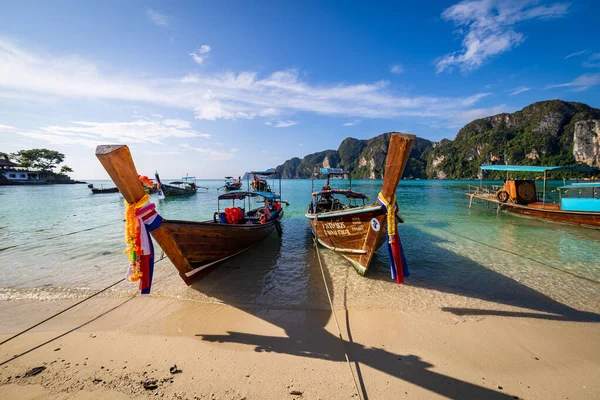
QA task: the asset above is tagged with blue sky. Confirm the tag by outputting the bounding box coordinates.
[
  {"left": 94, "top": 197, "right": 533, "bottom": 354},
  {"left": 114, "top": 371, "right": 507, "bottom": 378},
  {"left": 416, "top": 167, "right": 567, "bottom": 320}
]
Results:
[{"left": 1, "top": 0, "right": 599, "bottom": 179}]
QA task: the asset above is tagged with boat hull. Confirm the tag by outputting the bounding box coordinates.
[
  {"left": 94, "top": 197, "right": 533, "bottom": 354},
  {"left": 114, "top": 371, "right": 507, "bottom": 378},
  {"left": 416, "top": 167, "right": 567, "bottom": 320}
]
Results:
[
  {"left": 306, "top": 206, "right": 387, "bottom": 275},
  {"left": 90, "top": 187, "right": 119, "bottom": 194},
  {"left": 469, "top": 194, "right": 600, "bottom": 229},
  {"left": 151, "top": 213, "right": 283, "bottom": 284},
  {"left": 160, "top": 184, "right": 197, "bottom": 197}
]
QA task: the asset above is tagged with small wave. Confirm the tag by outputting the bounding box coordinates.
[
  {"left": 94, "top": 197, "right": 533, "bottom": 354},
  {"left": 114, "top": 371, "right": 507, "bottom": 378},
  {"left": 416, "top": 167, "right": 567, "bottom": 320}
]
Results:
[{"left": 0, "top": 286, "right": 133, "bottom": 301}]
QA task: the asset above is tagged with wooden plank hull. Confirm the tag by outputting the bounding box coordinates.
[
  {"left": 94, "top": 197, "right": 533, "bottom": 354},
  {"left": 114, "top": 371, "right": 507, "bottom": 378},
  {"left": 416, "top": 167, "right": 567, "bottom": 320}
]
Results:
[
  {"left": 469, "top": 194, "right": 600, "bottom": 228},
  {"left": 503, "top": 203, "right": 600, "bottom": 228},
  {"left": 95, "top": 144, "right": 284, "bottom": 287},
  {"left": 306, "top": 206, "right": 387, "bottom": 275},
  {"left": 151, "top": 212, "right": 283, "bottom": 284},
  {"left": 160, "top": 184, "right": 197, "bottom": 197}
]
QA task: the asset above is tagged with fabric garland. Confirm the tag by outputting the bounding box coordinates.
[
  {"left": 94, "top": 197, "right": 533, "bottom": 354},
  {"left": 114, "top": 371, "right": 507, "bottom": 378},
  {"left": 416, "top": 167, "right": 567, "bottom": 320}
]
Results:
[
  {"left": 124, "top": 194, "right": 162, "bottom": 294},
  {"left": 377, "top": 192, "right": 409, "bottom": 284}
]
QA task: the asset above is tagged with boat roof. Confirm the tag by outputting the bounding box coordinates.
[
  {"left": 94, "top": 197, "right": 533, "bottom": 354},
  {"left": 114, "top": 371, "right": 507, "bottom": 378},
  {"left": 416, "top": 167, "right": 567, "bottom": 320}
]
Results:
[
  {"left": 311, "top": 189, "right": 369, "bottom": 199},
  {"left": 169, "top": 181, "right": 183, "bottom": 185},
  {"left": 558, "top": 182, "right": 600, "bottom": 189},
  {"left": 182, "top": 176, "right": 195, "bottom": 180},
  {"left": 480, "top": 165, "right": 600, "bottom": 172},
  {"left": 249, "top": 170, "right": 277, "bottom": 176},
  {"left": 225, "top": 176, "right": 233, "bottom": 179},
  {"left": 218, "top": 190, "right": 281, "bottom": 200},
  {"left": 320, "top": 167, "right": 344, "bottom": 176}
]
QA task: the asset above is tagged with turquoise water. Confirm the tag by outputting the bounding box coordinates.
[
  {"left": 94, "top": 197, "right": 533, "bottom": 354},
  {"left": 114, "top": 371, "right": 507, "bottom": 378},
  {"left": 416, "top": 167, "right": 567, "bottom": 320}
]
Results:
[{"left": 1, "top": 179, "right": 599, "bottom": 317}]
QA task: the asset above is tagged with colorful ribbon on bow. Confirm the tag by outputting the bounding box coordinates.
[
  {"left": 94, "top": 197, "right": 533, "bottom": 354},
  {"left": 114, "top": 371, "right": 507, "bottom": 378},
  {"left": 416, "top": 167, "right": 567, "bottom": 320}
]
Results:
[
  {"left": 377, "top": 192, "right": 409, "bottom": 284},
  {"left": 124, "top": 194, "right": 162, "bottom": 294}
]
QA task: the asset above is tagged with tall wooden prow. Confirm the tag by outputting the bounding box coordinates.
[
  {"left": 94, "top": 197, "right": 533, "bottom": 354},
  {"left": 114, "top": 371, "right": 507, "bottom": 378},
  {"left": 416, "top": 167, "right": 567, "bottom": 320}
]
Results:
[{"left": 381, "top": 133, "right": 415, "bottom": 202}]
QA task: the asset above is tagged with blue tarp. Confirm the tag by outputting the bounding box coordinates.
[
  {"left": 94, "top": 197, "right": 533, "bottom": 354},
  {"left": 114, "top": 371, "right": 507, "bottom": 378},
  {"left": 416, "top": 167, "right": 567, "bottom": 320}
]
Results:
[
  {"left": 253, "top": 191, "right": 280, "bottom": 200},
  {"left": 480, "top": 165, "right": 599, "bottom": 173},
  {"left": 218, "top": 190, "right": 280, "bottom": 201}
]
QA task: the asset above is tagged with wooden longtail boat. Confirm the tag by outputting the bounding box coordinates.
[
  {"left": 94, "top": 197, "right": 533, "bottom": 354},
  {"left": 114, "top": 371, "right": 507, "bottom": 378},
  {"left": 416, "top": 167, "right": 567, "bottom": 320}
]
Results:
[
  {"left": 467, "top": 165, "right": 600, "bottom": 229},
  {"left": 96, "top": 145, "right": 285, "bottom": 285},
  {"left": 305, "top": 133, "right": 415, "bottom": 276},
  {"left": 155, "top": 172, "right": 203, "bottom": 197},
  {"left": 222, "top": 176, "right": 243, "bottom": 191},
  {"left": 88, "top": 183, "right": 119, "bottom": 194}
]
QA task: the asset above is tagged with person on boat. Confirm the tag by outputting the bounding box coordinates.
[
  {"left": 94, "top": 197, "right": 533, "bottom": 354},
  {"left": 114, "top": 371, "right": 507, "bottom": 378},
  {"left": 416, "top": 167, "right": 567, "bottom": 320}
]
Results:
[{"left": 261, "top": 198, "right": 271, "bottom": 224}]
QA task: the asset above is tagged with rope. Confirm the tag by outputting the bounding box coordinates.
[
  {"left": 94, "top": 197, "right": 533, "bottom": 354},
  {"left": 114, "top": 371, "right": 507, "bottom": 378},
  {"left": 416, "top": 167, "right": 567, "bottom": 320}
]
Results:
[
  {"left": 410, "top": 219, "right": 600, "bottom": 285},
  {"left": 313, "top": 222, "right": 363, "bottom": 400},
  {"left": 0, "top": 255, "right": 167, "bottom": 347},
  {"left": 0, "top": 256, "right": 172, "bottom": 366}
]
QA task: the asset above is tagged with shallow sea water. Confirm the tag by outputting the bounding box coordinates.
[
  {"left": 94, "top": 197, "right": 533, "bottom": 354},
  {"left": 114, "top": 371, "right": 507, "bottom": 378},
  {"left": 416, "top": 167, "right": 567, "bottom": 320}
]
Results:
[{"left": 0, "top": 179, "right": 599, "bottom": 319}]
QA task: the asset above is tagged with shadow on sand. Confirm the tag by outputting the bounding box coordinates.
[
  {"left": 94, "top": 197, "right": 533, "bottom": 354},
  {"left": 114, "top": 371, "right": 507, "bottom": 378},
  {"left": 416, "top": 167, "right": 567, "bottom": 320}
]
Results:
[{"left": 185, "top": 220, "right": 600, "bottom": 399}]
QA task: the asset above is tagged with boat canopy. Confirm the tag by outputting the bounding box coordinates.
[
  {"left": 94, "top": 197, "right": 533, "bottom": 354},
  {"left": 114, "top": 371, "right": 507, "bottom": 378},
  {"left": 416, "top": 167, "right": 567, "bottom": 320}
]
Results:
[
  {"left": 169, "top": 181, "right": 184, "bottom": 185},
  {"left": 249, "top": 170, "right": 277, "bottom": 176},
  {"left": 182, "top": 176, "right": 196, "bottom": 180},
  {"left": 225, "top": 176, "right": 233, "bottom": 179},
  {"left": 320, "top": 167, "right": 344, "bottom": 175},
  {"left": 480, "top": 165, "right": 600, "bottom": 173},
  {"left": 311, "top": 189, "right": 369, "bottom": 199},
  {"left": 218, "top": 190, "right": 281, "bottom": 201}
]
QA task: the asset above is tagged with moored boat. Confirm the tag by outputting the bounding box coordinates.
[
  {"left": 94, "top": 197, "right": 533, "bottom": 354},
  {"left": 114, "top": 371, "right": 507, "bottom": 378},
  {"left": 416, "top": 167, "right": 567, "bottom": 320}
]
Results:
[
  {"left": 467, "top": 165, "right": 600, "bottom": 229},
  {"left": 222, "top": 176, "right": 242, "bottom": 191},
  {"left": 155, "top": 173, "right": 206, "bottom": 198},
  {"left": 96, "top": 144, "right": 285, "bottom": 288},
  {"left": 305, "top": 133, "right": 416, "bottom": 280},
  {"left": 88, "top": 183, "right": 119, "bottom": 194}
]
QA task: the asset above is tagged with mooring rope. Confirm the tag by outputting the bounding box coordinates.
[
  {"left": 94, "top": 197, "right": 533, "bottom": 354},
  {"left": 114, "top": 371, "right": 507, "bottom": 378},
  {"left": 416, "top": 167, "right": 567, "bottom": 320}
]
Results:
[
  {"left": 0, "top": 255, "right": 167, "bottom": 347},
  {"left": 410, "top": 219, "right": 600, "bottom": 285},
  {"left": 313, "top": 223, "right": 363, "bottom": 400}
]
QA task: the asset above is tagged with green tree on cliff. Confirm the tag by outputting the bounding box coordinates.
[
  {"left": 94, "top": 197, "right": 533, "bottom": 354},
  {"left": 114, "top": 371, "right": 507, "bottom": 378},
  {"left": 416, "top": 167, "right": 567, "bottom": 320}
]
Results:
[{"left": 11, "top": 149, "right": 65, "bottom": 172}]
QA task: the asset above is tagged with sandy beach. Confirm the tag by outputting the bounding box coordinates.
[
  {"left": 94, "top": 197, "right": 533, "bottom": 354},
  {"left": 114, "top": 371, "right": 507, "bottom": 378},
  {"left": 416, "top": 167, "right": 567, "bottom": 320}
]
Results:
[{"left": 1, "top": 281, "right": 599, "bottom": 400}]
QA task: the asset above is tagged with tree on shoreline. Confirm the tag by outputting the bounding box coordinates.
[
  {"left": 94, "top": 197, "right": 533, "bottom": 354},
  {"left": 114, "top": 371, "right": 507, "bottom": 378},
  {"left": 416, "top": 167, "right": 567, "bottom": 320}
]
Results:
[{"left": 11, "top": 149, "right": 66, "bottom": 172}]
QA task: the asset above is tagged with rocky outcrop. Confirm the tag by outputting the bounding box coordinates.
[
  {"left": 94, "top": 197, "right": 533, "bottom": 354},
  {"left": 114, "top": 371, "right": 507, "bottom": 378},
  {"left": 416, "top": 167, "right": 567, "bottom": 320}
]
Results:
[
  {"left": 274, "top": 100, "right": 600, "bottom": 180},
  {"left": 275, "top": 133, "right": 433, "bottom": 179},
  {"left": 573, "top": 120, "right": 600, "bottom": 167},
  {"left": 427, "top": 100, "right": 600, "bottom": 179}
]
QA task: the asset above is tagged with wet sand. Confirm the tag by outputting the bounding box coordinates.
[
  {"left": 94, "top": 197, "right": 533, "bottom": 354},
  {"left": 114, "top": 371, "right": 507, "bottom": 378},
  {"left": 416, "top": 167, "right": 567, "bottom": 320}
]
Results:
[{"left": 1, "top": 293, "right": 599, "bottom": 400}]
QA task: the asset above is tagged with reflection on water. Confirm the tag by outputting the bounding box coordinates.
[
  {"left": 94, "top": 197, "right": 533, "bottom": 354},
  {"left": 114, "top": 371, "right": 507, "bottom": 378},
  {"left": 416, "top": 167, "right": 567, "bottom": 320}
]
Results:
[{"left": 0, "top": 180, "right": 599, "bottom": 315}]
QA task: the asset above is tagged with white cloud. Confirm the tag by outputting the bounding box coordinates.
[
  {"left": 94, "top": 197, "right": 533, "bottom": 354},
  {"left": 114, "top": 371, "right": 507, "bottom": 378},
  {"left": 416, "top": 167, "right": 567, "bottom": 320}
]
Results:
[
  {"left": 564, "top": 49, "right": 589, "bottom": 59},
  {"left": 268, "top": 120, "right": 298, "bottom": 128},
  {"left": 582, "top": 53, "right": 600, "bottom": 68},
  {"left": 163, "top": 119, "right": 191, "bottom": 128},
  {"left": 0, "top": 124, "right": 17, "bottom": 132},
  {"left": 390, "top": 65, "right": 403, "bottom": 74},
  {"left": 11, "top": 119, "right": 207, "bottom": 148},
  {"left": 343, "top": 120, "right": 361, "bottom": 127},
  {"left": 547, "top": 73, "right": 600, "bottom": 92},
  {"left": 147, "top": 9, "right": 170, "bottom": 28},
  {"left": 451, "top": 104, "right": 512, "bottom": 124},
  {"left": 509, "top": 86, "right": 530, "bottom": 95},
  {"left": 0, "top": 38, "right": 495, "bottom": 125},
  {"left": 181, "top": 143, "right": 238, "bottom": 160},
  {"left": 436, "top": 0, "right": 569, "bottom": 73},
  {"left": 264, "top": 122, "right": 272, "bottom": 126},
  {"left": 189, "top": 45, "right": 211, "bottom": 65}
]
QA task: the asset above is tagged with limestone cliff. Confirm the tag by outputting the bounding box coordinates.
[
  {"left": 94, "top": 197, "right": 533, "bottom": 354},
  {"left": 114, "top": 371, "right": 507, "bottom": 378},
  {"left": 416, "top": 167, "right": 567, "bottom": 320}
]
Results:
[{"left": 573, "top": 120, "right": 600, "bottom": 167}]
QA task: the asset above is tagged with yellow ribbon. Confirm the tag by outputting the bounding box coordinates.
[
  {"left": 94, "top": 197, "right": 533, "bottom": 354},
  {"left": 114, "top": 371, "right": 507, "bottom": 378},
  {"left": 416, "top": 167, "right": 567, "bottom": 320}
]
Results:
[
  {"left": 377, "top": 192, "right": 397, "bottom": 244},
  {"left": 123, "top": 193, "right": 150, "bottom": 282}
]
